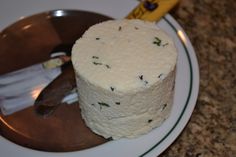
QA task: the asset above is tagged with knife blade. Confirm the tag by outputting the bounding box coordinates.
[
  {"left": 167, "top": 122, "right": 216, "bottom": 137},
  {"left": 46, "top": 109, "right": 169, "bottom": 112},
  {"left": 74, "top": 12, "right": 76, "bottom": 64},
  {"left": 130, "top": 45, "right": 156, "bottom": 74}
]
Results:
[
  {"left": 0, "top": 44, "right": 71, "bottom": 115},
  {"left": 34, "top": 61, "right": 75, "bottom": 117}
]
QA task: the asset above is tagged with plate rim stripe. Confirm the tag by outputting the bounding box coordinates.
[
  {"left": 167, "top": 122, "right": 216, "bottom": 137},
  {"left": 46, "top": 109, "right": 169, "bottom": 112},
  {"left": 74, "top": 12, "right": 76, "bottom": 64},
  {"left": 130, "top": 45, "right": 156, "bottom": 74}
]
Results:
[{"left": 139, "top": 16, "right": 194, "bottom": 157}]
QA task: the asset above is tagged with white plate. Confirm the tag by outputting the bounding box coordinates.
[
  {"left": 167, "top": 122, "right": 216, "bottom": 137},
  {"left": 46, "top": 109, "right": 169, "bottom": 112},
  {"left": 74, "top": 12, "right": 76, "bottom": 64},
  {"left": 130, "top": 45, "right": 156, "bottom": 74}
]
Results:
[{"left": 0, "top": 0, "right": 199, "bottom": 157}]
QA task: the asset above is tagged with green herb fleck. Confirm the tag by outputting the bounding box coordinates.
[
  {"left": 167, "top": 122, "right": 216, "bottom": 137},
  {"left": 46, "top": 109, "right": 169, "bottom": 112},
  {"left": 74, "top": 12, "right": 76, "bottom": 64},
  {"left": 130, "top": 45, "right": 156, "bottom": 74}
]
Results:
[
  {"left": 115, "top": 102, "right": 120, "bottom": 105},
  {"left": 96, "top": 37, "right": 100, "bottom": 40},
  {"left": 172, "top": 84, "right": 175, "bottom": 91},
  {"left": 105, "top": 64, "right": 111, "bottom": 69},
  {"left": 118, "top": 26, "right": 122, "bottom": 31},
  {"left": 91, "top": 104, "right": 95, "bottom": 106},
  {"left": 162, "top": 43, "right": 169, "bottom": 47},
  {"left": 153, "top": 37, "right": 162, "bottom": 46},
  {"left": 138, "top": 75, "right": 149, "bottom": 86},
  {"left": 98, "top": 102, "right": 110, "bottom": 107},
  {"left": 92, "top": 56, "right": 99, "bottom": 59},
  {"left": 162, "top": 104, "right": 167, "bottom": 111},
  {"left": 139, "top": 75, "right": 143, "bottom": 80},
  {"left": 134, "top": 26, "right": 139, "bottom": 30},
  {"left": 158, "top": 73, "right": 163, "bottom": 79},
  {"left": 110, "top": 87, "right": 115, "bottom": 91},
  {"left": 93, "top": 62, "right": 103, "bottom": 65},
  {"left": 148, "top": 119, "right": 153, "bottom": 123}
]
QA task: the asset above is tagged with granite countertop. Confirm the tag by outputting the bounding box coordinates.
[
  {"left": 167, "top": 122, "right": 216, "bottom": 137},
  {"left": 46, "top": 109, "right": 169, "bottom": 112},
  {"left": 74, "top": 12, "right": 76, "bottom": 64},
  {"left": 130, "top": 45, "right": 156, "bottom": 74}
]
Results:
[
  {"left": 0, "top": 0, "right": 235, "bottom": 156},
  {"left": 161, "top": 0, "right": 236, "bottom": 156}
]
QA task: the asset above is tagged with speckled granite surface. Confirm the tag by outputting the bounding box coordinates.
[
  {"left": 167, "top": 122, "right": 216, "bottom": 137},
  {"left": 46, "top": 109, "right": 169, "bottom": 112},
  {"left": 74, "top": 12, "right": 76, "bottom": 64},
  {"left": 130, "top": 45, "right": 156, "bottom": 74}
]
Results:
[{"left": 161, "top": 0, "right": 236, "bottom": 156}]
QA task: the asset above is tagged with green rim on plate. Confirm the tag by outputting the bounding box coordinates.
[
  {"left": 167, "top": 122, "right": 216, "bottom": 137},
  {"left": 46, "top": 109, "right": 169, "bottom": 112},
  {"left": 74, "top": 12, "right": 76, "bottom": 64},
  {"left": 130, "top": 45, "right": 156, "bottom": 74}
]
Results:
[{"left": 140, "top": 16, "right": 194, "bottom": 157}]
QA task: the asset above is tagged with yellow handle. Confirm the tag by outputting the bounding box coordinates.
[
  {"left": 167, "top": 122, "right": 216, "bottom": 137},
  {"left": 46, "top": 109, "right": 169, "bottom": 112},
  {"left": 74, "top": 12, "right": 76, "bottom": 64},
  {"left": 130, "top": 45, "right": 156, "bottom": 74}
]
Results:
[{"left": 126, "top": 0, "right": 179, "bottom": 22}]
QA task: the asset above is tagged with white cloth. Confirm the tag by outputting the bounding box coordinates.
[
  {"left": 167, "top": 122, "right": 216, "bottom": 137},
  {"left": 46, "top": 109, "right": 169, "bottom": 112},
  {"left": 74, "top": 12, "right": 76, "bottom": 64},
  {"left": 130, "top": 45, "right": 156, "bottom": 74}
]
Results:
[{"left": 0, "top": 64, "right": 61, "bottom": 115}]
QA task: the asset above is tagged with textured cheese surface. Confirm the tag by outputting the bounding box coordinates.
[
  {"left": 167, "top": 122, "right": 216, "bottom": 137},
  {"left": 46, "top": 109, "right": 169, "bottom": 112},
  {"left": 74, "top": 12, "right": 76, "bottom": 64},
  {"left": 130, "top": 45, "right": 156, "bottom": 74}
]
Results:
[{"left": 72, "top": 19, "right": 177, "bottom": 139}]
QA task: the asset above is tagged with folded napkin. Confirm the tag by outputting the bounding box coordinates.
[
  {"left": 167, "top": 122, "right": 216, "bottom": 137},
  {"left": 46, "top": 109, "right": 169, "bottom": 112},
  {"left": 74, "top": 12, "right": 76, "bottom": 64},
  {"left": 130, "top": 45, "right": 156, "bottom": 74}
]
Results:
[{"left": 0, "top": 64, "right": 61, "bottom": 115}]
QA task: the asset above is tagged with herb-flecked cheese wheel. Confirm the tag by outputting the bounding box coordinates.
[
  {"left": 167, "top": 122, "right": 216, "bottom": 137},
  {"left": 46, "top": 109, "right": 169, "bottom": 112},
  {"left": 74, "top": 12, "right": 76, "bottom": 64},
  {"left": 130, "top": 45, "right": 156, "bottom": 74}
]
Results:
[{"left": 72, "top": 19, "right": 177, "bottom": 139}]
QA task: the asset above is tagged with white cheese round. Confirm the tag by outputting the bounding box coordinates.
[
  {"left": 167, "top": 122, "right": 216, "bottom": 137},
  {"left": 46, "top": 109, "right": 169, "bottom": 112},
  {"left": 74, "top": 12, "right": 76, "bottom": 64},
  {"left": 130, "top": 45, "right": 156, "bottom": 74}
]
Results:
[{"left": 72, "top": 19, "right": 177, "bottom": 139}]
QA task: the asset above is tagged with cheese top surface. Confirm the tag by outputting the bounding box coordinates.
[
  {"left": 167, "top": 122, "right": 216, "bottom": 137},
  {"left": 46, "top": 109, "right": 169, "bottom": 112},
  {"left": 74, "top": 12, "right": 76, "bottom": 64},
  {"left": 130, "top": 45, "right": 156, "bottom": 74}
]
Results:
[{"left": 72, "top": 19, "right": 177, "bottom": 92}]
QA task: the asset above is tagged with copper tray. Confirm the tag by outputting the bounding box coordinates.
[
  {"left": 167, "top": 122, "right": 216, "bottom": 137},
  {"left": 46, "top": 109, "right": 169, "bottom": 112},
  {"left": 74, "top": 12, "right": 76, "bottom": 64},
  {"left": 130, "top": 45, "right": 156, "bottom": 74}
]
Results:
[{"left": 0, "top": 10, "right": 112, "bottom": 152}]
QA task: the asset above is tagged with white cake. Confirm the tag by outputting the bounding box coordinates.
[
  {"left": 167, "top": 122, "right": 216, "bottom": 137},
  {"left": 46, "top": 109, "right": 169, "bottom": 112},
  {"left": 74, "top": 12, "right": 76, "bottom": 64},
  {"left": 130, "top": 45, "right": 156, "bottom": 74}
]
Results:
[{"left": 72, "top": 19, "right": 177, "bottom": 139}]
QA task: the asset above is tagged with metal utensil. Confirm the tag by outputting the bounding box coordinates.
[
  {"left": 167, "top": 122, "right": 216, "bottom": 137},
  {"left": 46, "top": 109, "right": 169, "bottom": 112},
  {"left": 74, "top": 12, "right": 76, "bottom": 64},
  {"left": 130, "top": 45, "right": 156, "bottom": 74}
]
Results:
[
  {"left": 34, "top": 61, "right": 75, "bottom": 117},
  {"left": 0, "top": 44, "right": 71, "bottom": 115}
]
